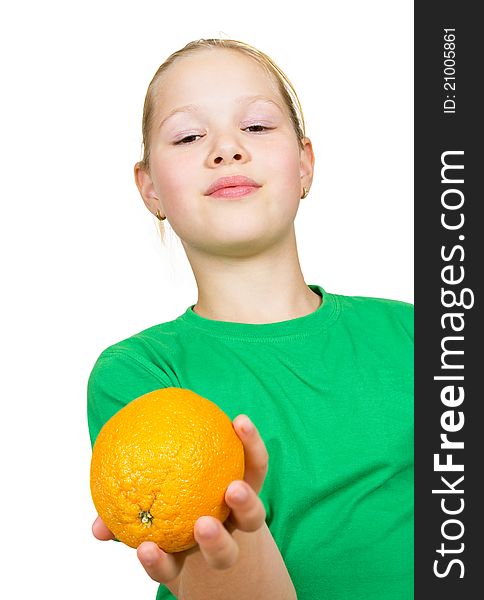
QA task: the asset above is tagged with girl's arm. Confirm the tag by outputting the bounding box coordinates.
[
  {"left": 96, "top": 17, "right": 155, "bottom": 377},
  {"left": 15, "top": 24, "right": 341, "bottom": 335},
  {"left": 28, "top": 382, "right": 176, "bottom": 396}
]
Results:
[{"left": 156, "top": 491, "right": 296, "bottom": 600}]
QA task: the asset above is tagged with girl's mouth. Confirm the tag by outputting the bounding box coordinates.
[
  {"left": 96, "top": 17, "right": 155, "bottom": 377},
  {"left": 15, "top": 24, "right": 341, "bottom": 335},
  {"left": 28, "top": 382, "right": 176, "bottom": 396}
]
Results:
[
  {"left": 208, "top": 185, "right": 260, "bottom": 199},
  {"left": 205, "top": 175, "right": 261, "bottom": 196}
]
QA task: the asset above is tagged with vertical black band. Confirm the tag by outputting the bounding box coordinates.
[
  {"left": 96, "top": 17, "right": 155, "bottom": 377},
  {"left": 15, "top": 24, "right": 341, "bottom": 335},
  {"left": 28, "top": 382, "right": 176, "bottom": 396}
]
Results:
[{"left": 415, "top": 2, "right": 482, "bottom": 597}]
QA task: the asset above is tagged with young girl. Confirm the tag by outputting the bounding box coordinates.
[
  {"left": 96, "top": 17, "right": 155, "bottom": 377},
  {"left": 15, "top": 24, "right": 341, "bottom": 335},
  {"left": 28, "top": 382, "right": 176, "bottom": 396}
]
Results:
[{"left": 87, "top": 39, "right": 413, "bottom": 600}]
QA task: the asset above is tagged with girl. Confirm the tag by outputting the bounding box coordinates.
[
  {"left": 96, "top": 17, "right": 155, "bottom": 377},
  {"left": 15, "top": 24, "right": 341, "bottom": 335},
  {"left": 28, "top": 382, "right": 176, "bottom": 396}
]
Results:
[{"left": 88, "top": 39, "right": 413, "bottom": 600}]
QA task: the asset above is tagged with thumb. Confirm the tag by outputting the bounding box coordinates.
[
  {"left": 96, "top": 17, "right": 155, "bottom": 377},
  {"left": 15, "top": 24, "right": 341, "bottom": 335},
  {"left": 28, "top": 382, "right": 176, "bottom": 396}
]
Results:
[{"left": 92, "top": 515, "right": 116, "bottom": 541}]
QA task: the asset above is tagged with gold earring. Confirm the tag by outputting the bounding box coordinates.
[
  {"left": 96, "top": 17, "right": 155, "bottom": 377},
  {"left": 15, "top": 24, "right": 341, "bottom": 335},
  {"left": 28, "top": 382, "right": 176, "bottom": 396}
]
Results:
[
  {"left": 155, "top": 209, "right": 166, "bottom": 221},
  {"left": 301, "top": 187, "right": 309, "bottom": 199}
]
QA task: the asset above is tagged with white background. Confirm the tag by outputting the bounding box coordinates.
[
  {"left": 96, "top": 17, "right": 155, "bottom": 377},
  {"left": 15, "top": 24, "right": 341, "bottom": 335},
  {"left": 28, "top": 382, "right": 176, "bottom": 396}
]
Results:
[{"left": 1, "top": 1, "right": 413, "bottom": 598}]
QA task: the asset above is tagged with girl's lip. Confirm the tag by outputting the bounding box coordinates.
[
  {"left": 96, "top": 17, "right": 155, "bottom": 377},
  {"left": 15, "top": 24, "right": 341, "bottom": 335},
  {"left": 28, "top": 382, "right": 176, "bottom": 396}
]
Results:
[
  {"left": 205, "top": 175, "right": 261, "bottom": 195},
  {"left": 208, "top": 185, "right": 260, "bottom": 199}
]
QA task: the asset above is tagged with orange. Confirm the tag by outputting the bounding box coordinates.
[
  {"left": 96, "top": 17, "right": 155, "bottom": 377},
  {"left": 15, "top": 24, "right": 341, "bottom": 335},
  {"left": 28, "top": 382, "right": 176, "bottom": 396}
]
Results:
[{"left": 90, "top": 387, "right": 245, "bottom": 553}]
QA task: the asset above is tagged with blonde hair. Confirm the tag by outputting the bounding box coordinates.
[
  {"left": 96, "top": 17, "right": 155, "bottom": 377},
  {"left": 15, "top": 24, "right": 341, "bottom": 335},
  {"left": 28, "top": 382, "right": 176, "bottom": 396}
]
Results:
[{"left": 137, "top": 38, "right": 307, "bottom": 240}]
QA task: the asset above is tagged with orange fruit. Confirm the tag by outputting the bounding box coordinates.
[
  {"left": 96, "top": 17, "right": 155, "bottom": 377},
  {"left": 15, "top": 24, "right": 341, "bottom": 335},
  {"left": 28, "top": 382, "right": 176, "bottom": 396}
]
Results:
[{"left": 90, "top": 387, "right": 245, "bottom": 553}]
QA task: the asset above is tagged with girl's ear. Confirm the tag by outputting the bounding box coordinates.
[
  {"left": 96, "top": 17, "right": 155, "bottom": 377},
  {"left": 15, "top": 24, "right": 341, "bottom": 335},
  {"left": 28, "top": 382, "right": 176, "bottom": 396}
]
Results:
[
  {"left": 134, "top": 162, "right": 162, "bottom": 215},
  {"left": 299, "top": 137, "right": 315, "bottom": 191}
]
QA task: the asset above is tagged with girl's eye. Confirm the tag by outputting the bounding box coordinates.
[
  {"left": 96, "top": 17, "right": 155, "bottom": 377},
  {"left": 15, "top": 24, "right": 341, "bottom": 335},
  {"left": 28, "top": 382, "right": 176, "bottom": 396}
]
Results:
[
  {"left": 244, "top": 124, "right": 272, "bottom": 133},
  {"left": 175, "top": 134, "right": 203, "bottom": 145},
  {"left": 174, "top": 125, "right": 273, "bottom": 144}
]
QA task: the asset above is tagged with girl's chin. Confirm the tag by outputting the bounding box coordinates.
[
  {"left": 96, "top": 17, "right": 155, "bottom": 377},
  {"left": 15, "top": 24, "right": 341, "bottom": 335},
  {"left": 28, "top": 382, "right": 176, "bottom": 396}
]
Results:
[{"left": 185, "top": 228, "right": 293, "bottom": 257}]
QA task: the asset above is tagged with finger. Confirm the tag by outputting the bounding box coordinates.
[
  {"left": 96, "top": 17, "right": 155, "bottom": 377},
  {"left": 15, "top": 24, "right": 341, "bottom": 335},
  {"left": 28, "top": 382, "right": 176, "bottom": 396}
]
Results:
[
  {"left": 194, "top": 516, "right": 239, "bottom": 570},
  {"left": 92, "top": 515, "right": 115, "bottom": 541},
  {"left": 233, "top": 415, "right": 269, "bottom": 494},
  {"left": 137, "top": 541, "right": 186, "bottom": 584},
  {"left": 225, "top": 480, "right": 266, "bottom": 532}
]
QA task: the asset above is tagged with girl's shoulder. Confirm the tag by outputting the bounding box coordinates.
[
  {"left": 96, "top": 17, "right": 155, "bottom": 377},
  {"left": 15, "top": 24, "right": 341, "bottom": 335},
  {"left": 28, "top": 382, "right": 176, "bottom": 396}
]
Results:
[
  {"left": 332, "top": 290, "right": 413, "bottom": 316},
  {"left": 329, "top": 290, "right": 414, "bottom": 342}
]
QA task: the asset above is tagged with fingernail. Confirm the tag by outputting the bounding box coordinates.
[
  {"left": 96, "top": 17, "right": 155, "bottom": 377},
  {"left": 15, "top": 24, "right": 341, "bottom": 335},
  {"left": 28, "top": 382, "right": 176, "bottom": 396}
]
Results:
[
  {"left": 229, "top": 483, "right": 248, "bottom": 503},
  {"left": 197, "top": 518, "right": 218, "bottom": 539},
  {"left": 240, "top": 417, "right": 254, "bottom": 434}
]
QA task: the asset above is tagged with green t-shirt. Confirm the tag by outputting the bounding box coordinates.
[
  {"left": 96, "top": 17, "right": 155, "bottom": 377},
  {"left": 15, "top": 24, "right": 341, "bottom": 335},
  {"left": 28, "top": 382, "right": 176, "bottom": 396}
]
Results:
[{"left": 87, "top": 284, "right": 414, "bottom": 599}]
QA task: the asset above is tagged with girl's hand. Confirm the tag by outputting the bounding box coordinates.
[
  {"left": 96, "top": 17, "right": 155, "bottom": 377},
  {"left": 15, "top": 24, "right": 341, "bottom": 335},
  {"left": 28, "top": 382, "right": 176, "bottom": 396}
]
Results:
[{"left": 91, "top": 414, "right": 269, "bottom": 586}]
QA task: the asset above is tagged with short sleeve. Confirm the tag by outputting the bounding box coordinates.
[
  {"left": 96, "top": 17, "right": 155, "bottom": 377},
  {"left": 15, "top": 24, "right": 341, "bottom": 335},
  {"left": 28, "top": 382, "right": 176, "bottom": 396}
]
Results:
[
  {"left": 87, "top": 349, "right": 172, "bottom": 449},
  {"left": 391, "top": 300, "right": 414, "bottom": 346},
  {"left": 156, "top": 583, "right": 177, "bottom": 600}
]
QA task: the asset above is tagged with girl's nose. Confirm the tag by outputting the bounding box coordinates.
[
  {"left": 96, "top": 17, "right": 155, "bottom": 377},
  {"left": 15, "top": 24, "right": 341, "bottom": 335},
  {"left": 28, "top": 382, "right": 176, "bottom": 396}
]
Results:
[
  {"left": 207, "top": 138, "right": 248, "bottom": 166},
  {"left": 212, "top": 151, "right": 243, "bottom": 165}
]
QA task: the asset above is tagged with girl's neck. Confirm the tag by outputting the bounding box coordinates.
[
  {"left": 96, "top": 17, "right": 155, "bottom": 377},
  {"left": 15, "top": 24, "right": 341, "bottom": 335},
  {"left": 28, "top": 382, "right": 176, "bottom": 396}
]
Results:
[{"left": 184, "top": 228, "right": 322, "bottom": 324}]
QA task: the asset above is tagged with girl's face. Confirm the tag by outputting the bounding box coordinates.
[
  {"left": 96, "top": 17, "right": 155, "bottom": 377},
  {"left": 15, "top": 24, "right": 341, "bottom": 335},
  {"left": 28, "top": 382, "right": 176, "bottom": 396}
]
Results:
[{"left": 136, "top": 49, "right": 314, "bottom": 257}]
